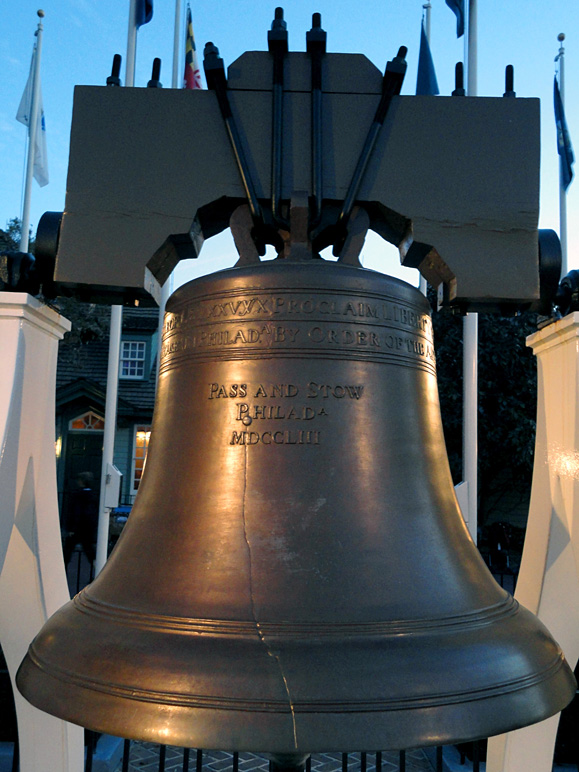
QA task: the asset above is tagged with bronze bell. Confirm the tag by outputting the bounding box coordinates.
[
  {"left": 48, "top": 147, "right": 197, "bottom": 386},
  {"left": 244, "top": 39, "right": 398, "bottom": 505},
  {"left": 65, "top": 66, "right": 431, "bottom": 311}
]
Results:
[{"left": 17, "top": 260, "right": 575, "bottom": 753}]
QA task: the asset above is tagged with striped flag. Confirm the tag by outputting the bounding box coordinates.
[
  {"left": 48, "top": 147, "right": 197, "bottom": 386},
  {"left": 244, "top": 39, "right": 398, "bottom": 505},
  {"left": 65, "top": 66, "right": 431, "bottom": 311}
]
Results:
[
  {"left": 16, "top": 46, "right": 49, "bottom": 187},
  {"left": 554, "top": 75, "right": 574, "bottom": 190},
  {"left": 445, "top": 0, "right": 465, "bottom": 38},
  {"left": 416, "top": 20, "right": 439, "bottom": 96},
  {"left": 184, "top": 5, "right": 202, "bottom": 89}
]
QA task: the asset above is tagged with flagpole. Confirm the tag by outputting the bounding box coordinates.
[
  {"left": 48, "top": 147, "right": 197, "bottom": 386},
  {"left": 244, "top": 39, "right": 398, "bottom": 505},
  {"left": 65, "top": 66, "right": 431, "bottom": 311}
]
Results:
[
  {"left": 95, "top": 306, "right": 122, "bottom": 574},
  {"left": 126, "top": 0, "right": 138, "bottom": 88},
  {"left": 155, "top": 0, "right": 182, "bottom": 351},
  {"left": 466, "top": 0, "right": 477, "bottom": 97},
  {"left": 172, "top": 0, "right": 182, "bottom": 88},
  {"left": 423, "top": 1, "right": 432, "bottom": 41},
  {"left": 557, "top": 33, "right": 568, "bottom": 277},
  {"left": 95, "top": 298, "right": 122, "bottom": 573},
  {"left": 155, "top": 0, "right": 182, "bottom": 381},
  {"left": 418, "top": 1, "right": 432, "bottom": 297},
  {"left": 97, "top": 0, "right": 142, "bottom": 574},
  {"left": 463, "top": 0, "right": 478, "bottom": 544},
  {"left": 19, "top": 10, "right": 44, "bottom": 254}
]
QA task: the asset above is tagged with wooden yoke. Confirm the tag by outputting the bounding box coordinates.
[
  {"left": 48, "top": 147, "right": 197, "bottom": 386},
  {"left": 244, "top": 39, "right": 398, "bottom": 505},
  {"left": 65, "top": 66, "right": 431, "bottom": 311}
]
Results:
[{"left": 51, "top": 51, "right": 541, "bottom": 310}]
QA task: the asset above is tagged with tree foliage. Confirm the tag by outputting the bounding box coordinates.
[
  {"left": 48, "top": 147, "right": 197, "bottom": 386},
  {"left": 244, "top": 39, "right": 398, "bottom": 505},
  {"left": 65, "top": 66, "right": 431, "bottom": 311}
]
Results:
[
  {"left": 1, "top": 217, "right": 33, "bottom": 251},
  {"left": 1, "top": 216, "right": 109, "bottom": 348},
  {"left": 54, "top": 297, "right": 110, "bottom": 348},
  {"left": 430, "top": 293, "right": 538, "bottom": 530}
]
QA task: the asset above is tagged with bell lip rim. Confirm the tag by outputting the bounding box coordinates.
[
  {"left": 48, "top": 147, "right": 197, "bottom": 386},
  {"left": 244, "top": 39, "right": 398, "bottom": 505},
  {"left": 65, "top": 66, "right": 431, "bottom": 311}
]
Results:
[
  {"left": 16, "top": 649, "right": 576, "bottom": 754},
  {"left": 20, "top": 639, "right": 572, "bottom": 714}
]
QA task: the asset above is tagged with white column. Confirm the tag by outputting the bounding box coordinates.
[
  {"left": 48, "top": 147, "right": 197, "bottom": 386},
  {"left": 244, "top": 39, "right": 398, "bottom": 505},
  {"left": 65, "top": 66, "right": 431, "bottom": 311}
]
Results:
[
  {"left": 0, "top": 293, "right": 84, "bottom": 772},
  {"left": 487, "top": 313, "right": 579, "bottom": 772}
]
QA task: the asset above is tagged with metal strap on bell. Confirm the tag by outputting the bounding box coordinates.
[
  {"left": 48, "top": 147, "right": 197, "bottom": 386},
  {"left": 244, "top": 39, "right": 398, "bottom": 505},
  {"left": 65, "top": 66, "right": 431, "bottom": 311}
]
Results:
[{"left": 17, "top": 257, "right": 575, "bottom": 751}]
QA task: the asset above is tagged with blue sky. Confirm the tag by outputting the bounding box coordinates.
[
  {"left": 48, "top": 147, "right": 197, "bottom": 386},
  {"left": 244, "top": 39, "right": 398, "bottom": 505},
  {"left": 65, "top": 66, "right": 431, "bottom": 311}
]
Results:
[{"left": 2, "top": 0, "right": 578, "bottom": 288}]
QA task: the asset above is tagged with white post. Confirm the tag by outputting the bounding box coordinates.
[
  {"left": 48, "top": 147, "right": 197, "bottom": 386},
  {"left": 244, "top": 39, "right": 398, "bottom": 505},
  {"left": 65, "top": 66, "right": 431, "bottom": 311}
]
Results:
[
  {"left": 459, "top": 0, "right": 479, "bottom": 543},
  {"left": 487, "top": 314, "right": 579, "bottom": 772},
  {"left": 557, "top": 33, "right": 568, "bottom": 278},
  {"left": 0, "top": 293, "right": 83, "bottom": 772},
  {"left": 95, "top": 305, "right": 122, "bottom": 575},
  {"left": 19, "top": 10, "right": 44, "bottom": 254}
]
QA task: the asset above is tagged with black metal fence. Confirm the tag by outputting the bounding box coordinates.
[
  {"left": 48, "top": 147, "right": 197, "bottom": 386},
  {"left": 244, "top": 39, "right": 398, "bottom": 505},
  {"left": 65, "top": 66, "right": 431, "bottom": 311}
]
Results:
[{"left": 82, "top": 741, "right": 482, "bottom": 772}]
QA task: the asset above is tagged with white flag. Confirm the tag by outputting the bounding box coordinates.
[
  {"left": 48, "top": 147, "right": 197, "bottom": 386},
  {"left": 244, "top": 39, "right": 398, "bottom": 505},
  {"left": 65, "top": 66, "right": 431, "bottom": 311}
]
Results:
[{"left": 16, "top": 47, "right": 49, "bottom": 187}]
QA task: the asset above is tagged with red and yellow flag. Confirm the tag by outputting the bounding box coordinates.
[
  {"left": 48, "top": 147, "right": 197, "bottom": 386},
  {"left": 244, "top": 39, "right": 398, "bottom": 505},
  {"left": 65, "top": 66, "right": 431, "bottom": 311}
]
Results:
[{"left": 184, "top": 5, "right": 202, "bottom": 89}]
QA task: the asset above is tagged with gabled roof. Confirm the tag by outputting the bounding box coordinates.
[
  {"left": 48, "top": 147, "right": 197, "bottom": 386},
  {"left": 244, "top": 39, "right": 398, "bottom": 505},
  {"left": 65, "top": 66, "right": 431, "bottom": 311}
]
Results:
[
  {"left": 55, "top": 377, "right": 136, "bottom": 416},
  {"left": 56, "top": 307, "right": 159, "bottom": 417},
  {"left": 56, "top": 377, "right": 105, "bottom": 409}
]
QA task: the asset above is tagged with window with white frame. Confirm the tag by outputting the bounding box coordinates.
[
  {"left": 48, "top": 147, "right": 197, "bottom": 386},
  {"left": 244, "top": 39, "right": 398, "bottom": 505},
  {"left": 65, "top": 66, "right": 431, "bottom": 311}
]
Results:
[
  {"left": 120, "top": 340, "right": 147, "bottom": 379},
  {"left": 69, "top": 411, "right": 105, "bottom": 431},
  {"left": 132, "top": 425, "right": 152, "bottom": 496}
]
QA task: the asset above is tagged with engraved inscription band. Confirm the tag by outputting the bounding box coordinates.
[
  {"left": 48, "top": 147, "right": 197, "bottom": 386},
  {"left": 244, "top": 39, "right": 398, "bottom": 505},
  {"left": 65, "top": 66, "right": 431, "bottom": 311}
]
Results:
[{"left": 161, "top": 288, "right": 435, "bottom": 374}]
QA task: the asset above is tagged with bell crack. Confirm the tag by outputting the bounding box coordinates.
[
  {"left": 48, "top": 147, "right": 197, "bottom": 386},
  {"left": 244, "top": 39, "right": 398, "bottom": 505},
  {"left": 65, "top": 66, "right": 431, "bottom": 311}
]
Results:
[{"left": 240, "top": 445, "right": 298, "bottom": 750}]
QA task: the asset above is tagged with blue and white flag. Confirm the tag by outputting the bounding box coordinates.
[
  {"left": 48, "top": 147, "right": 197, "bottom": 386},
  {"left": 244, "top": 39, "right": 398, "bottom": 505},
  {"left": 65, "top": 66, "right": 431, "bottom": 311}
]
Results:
[
  {"left": 136, "top": 0, "right": 153, "bottom": 28},
  {"left": 416, "top": 20, "right": 439, "bottom": 96},
  {"left": 16, "top": 47, "right": 49, "bottom": 187},
  {"left": 445, "top": 0, "right": 465, "bottom": 38},
  {"left": 554, "top": 75, "right": 574, "bottom": 191}
]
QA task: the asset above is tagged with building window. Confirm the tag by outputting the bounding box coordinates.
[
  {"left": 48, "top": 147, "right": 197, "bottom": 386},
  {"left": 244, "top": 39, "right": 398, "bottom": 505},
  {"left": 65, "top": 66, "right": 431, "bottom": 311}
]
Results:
[
  {"left": 69, "top": 411, "right": 105, "bottom": 431},
  {"left": 120, "top": 340, "right": 147, "bottom": 379},
  {"left": 132, "top": 425, "right": 152, "bottom": 495}
]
